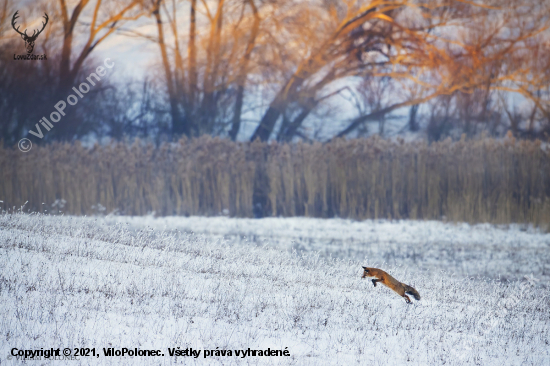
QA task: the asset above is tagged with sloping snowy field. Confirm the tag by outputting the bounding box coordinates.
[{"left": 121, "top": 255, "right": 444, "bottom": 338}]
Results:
[{"left": 1, "top": 213, "right": 549, "bottom": 365}]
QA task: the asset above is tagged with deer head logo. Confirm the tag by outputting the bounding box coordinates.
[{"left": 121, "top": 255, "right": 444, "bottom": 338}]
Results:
[{"left": 12, "top": 11, "right": 49, "bottom": 54}]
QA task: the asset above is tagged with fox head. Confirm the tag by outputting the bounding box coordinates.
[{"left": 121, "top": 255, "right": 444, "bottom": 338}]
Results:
[{"left": 361, "top": 266, "right": 372, "bottom": 278}]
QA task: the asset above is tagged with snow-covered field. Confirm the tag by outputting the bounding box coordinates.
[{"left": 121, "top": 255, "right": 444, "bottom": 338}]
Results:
[{"left": 1, "top": 213, "right": 549, "bottom": 365}]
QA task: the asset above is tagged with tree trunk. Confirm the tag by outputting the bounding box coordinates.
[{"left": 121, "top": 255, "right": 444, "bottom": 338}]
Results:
[
  {"left": 250, "top": 77, "right": 304, "bottom": 141},
  {"left": 58, "top": 0, "right": 88, "bottom": 89},
  {"left": 279, "top": 106, "right": 313, "bottom": 142},
  {"left": 188, "top": 0, "right": 197, "bottom": 121},
  {"left": 250, "top": 101, "right": 284, "bottom": 141},
  {"left": 408, "top": 104, "right": 419, "bottom": 131},
  {"left": 153, "top": 0, "right": 187, "bottom": 136},
  {"left": 198, "top": 0, "right": 225, "bottom": 134},
  {"left": 229, "top": 0, "right": 260, "bottom": 140}
]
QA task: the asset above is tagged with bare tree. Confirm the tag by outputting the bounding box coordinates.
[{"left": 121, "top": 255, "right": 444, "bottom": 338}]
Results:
[
  {"left": 249, "top": 0, "right": 550, "bottom": 142},
  {"left": 0, "top": 0, "right": 148, "bottom": 143},
  {"left": 147, "top": 0, "right": 264, "bottom": 138},
  {"left": 58, "top": 0, "right": 147, "bottom": 90}
]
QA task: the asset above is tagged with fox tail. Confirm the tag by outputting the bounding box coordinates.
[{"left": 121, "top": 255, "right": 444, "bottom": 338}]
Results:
[{"left": 404, "top": 284, "right": 421, "bottom": 300}]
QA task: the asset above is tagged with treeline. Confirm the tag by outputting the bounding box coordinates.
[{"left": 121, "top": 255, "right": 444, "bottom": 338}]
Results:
[
  {"left": 1, "top": 136, "right": 549, "bottom": 226},
  {"left": 1, "top": 0, "right": 550, "bottom": 144}
]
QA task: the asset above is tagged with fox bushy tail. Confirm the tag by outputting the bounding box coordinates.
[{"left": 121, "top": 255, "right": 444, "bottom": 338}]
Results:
[{"left": 404, "top": 285, "right": 421, "bottom": 300}]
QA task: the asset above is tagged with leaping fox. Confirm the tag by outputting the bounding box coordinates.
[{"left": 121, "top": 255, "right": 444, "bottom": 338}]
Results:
[{"left": 361, "top": 267, "right": 420, "bottom": 304}]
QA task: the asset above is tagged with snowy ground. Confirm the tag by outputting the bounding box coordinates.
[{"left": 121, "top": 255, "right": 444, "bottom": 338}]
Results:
[{"left": 1, "top": 213, "right": 549, "bottom": 365}]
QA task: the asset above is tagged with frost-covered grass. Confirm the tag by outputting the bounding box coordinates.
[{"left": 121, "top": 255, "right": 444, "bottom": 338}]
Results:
[{"left": 1, "top": 213, "right": 549, "bottom": 365}]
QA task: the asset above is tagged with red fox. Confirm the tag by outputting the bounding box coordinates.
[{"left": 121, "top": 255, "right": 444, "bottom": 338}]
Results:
[{"left": 361, "top": 267, "right": 421, "bottom": 304}]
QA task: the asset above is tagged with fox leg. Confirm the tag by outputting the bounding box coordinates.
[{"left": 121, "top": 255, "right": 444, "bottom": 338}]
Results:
[
  {"left": 403, "top": 294, "right": 412, "bottom": 304},
  {"left": 372, "top": 279, "right": 382, "bottom": 287}
]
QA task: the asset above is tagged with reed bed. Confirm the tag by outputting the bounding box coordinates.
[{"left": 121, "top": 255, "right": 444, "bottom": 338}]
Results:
[{"left": 1, "top": 136, "right": 549, "bottom": 226}]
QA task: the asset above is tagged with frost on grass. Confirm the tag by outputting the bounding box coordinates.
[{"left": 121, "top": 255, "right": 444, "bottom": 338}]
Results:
[{"left": 0, "top": 213, "right": 549, "bottom": 365}]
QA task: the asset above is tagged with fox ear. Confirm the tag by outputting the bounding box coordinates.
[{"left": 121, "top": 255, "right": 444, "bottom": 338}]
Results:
[{"left": 362, "top": 266, "right": 367, "bottom": 270}]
